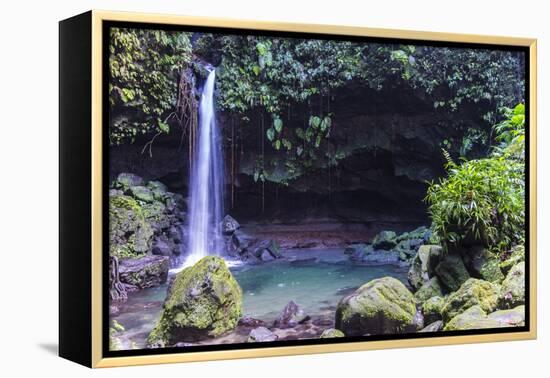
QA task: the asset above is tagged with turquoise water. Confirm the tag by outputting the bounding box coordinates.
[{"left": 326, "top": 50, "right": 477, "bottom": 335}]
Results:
[
  {"left": 112, "top": 249, "right": 408, "bottom": 347},
  {"left": 233, "top": 249, "right": 408, "bottom": 322}
]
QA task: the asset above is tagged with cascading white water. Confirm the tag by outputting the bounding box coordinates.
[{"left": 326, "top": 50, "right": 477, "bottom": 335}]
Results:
[{"left": 183, "top": 69, "right": 224, "bottom": 267}]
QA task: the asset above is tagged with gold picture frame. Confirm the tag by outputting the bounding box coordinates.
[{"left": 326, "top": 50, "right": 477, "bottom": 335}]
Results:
[{"left": 59, "top": 9, "right": 537, "bottom": 368}]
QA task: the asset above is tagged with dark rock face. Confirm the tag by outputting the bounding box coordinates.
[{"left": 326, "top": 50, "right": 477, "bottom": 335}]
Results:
[
  {"left": 435, "top": 253, "right": 470, "bottom": 292},
  {"left": 118, "top": 255, "right": 169, "bottom": 290},
  {"left": 109, "top": 81, "right": 492, "bottom": 226}
]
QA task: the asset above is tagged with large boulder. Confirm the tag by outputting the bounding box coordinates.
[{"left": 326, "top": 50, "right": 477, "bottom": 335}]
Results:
[
  {"left": 371, "top": 231, "right": 397, "bottom": 250},
  {"left": 335, "top": 277, "right": 417, "bottom": 336},
  {"left": 408, "top": 245, "right": 442, "bottom": 290},
  {"left": 109, "top": 195, "right": 154, "bottom": 258},
  {"left": 441, "top": 278, "right": 500, "bottom": 322},
  {"left": 435, "top": 252, "right": 470, "bottom": 292},
  {"left": 118, "top": 255, "right": 169, "bottom": 290},
  {"left": 273, "top": 301, "right": 310, "bottom": 328},
  {"left": 443, "top": 305, "right": 504, "bottom": 331},
  {"left": 498, "top": 262, "right": 525, "bottom": 309},
  {"left": 147, "top": 256, "right": 242, "bottom": 346},
  {"left": 414, "top": 277, "right": 444, "bottom": 302}
]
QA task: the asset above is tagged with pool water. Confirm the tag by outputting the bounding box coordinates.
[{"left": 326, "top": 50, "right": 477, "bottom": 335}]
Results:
[{"left": 111, "top": 249, "right": 409, "bottom": 347}]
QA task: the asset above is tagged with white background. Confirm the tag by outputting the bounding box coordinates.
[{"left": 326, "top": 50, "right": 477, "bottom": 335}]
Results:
[{"left": 0, "top": 0, "right": 547, "bottom": 376}]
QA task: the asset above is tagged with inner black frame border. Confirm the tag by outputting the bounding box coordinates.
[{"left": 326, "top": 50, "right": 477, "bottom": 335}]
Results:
[{"left": 102, "top": 19, "right": 531, "bottom": 359}]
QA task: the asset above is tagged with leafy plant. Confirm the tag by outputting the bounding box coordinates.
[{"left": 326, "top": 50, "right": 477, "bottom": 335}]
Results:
[
  {"left": 109, "top": 27, "right": 192, "bottom": 145},
  {"left": 426, "top": 104, "right": 525, "bottom": 253},
  {"left": 493, "top": 103, "right": 525, "bottom": 159}
]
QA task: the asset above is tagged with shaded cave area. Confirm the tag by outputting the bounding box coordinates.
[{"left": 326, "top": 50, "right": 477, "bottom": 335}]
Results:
[{"left": 109, "top": 81, "right": 491, "bottom": 233}]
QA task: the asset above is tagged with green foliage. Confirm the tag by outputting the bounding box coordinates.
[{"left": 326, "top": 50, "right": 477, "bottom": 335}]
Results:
[
  {"left": 493, "top": 103, "right": 525, "bottom": 159},
  {"left": 426, "top": 104, "right": 525, "bottom": 253},
  {"left": 193, "top": 33, "right": 524, "bottom": 183},
  {"left": 109, "top": 27, "right": 192, "bottom": 145}
]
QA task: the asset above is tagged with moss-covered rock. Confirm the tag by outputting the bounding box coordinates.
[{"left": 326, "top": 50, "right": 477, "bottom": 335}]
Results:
[
  {"left": 467, "top": 246, "right": 505, "bottom": 283},
  {"left": 435, "top": 253, "right": 470, "bottom": 292},
  {"left": 498, "top": 262, "right": 525, "bottom": 309},
  {"left": 408, "top": 245, "right": 442, "bottom": 290},
  {"left": 335, "top": 277, "right": 417, "bottom": 336},
  {"left": 371, "top": 231, "right": 397, "bottom": 250},
  {"left": 441, "top": 278, "right": 500, "bottom": 322},
  {"left": 147, "top": 256, "right": 243, "bottom": 345},
  {"left": 115, "top": 172, "right": 144, "bottom": 189},
  {"left": 499, "top": 245, "right": 525, "bottom": 275},
  {"left": 320, "top": 328, "right": 346, "bottom": 338},
  {"left": 414, "top": 277, "right": 444, "bottom": 302},
  {"left": 487, "top": 305, "right": 525, "bottom": 327},
  {"left": 443, "top": 305, "right": 505, "bottom": 331},
  {"left": 109, "top": 195, "right": 154, "bottom": 258},
  {"left": 118, "top": 255, "right": 169, "bottom": 289},
  {"left": 146, "top": 180, "right": 168, "bottom": 201},
  {"left": 444, "top": 305, "right": 524, "bottom": 331},
  {"left": 422, "top": 296, "right": 445, "bottom": 324},
  {"left": 129, "top": 185, "right": 155, "bottom": 203}
]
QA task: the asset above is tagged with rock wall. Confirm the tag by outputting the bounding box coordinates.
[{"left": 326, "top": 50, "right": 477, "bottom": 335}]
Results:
[{"left": 109, "top": 80, "right": 492, "bottom": 224}]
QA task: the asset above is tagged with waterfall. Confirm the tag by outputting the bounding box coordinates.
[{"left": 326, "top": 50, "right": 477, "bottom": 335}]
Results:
[{"left": 183, "top": 69, "right": 224, "bottom": 267}]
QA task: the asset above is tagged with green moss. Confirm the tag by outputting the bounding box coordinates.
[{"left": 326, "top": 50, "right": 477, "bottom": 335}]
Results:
[
  {"left": 335, "top": 277, "right": 417, "bottom": 336},
  {"left": 441, "top": 278, "right": 500, "bottom": 322},
  {"left": 444, "top": 305, "right": 492, "bottom": 331},
  {"left": 148, "top": 256, "right": 243, "bottom": 346},
  {"left": 414, "top": 277, "right": 444, "bottom": 302},
  {"left": 479, "top": 257, "right": 505, "bottom": 283},
  {"left": 109, "top": 195, "right": 154, "bottom": 259},
  {"left": 499, "top": 245, "right": 525, "bottom": 275},
  {"left": 129, "top": 185, "right": 155, "bottom": 203},
  {"left": 498, "top": 262, "right": 525, "bottom": 309},
  {"left": 109, "top": 320, "right": 125, "bottom": 351},
  {"left": 320, "top": 328, "right": 345, "bottom": 338}
]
